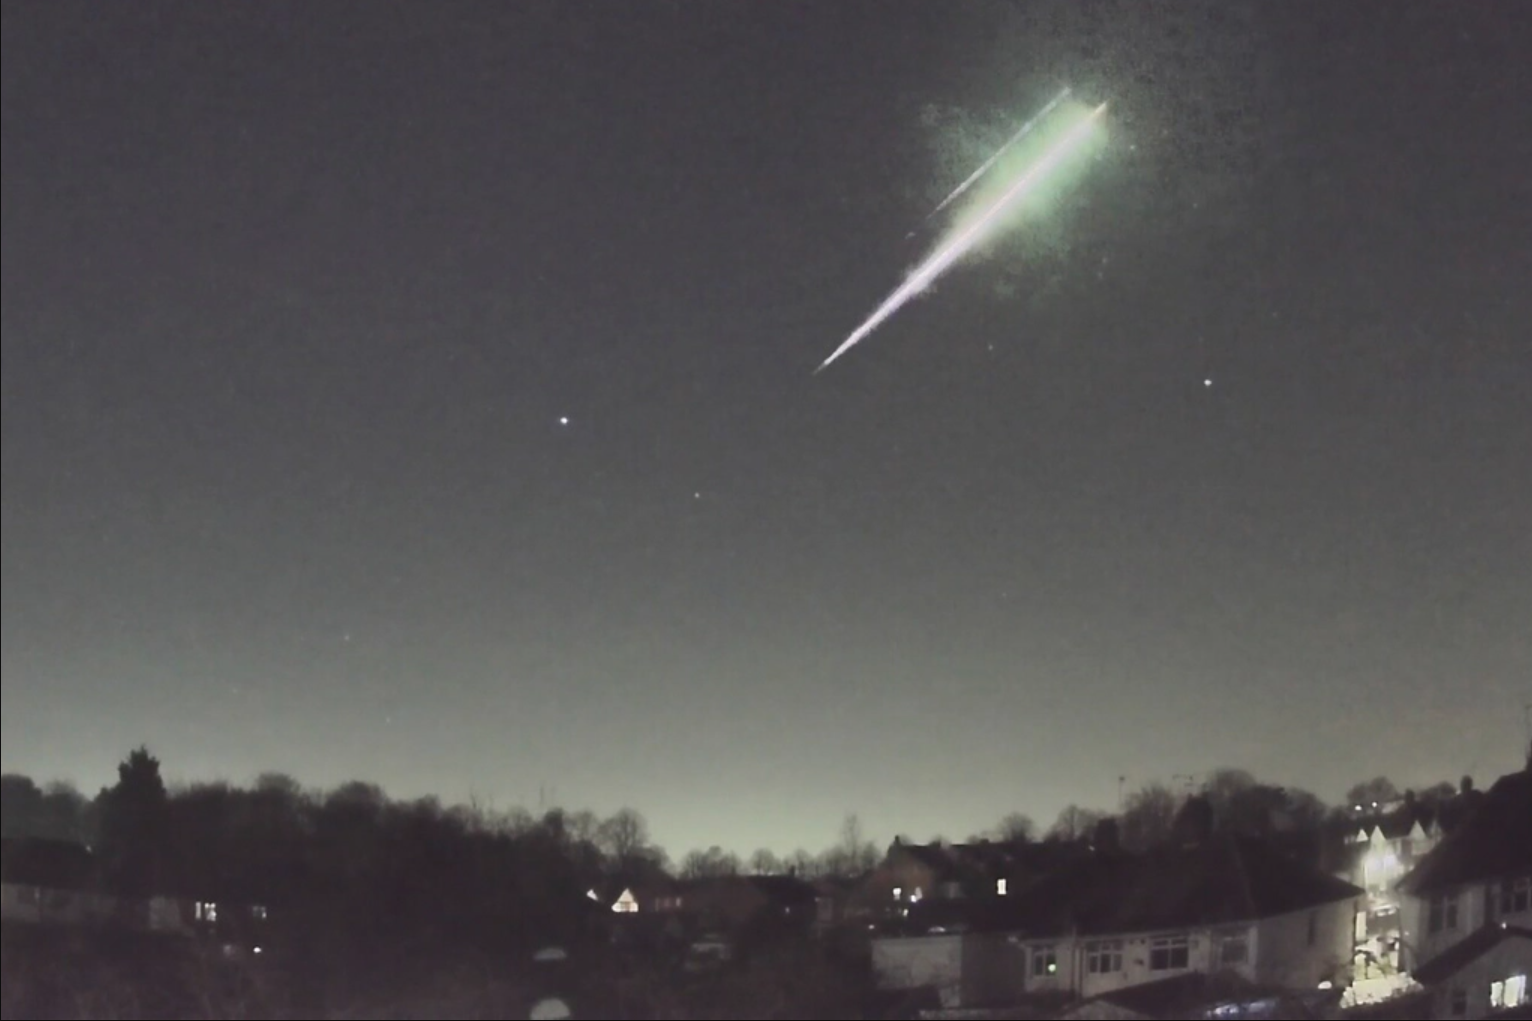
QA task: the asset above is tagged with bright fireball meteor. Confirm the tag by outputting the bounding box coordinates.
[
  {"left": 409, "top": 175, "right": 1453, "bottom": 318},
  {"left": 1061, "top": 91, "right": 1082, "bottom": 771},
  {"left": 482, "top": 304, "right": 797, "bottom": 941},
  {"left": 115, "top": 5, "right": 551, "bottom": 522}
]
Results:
[{"left": 816, "top": 101, "right": 1108, "bottom": 374}]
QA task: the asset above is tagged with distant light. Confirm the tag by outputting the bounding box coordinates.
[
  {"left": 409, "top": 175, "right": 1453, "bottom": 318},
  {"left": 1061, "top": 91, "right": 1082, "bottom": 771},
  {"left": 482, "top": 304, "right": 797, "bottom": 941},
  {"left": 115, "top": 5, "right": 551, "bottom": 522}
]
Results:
[
  {"left": 1203, "top": 378, "right": 1213, "bottom": 388},
  {"left": 558, "top": 416, "right": 570, "bottom": 426},
  {"left": 253, "top": 946, "right": 263, "bottom": 955},
  {"left": 1318, "top": 980, "right": 1332, "bottom": 990}
]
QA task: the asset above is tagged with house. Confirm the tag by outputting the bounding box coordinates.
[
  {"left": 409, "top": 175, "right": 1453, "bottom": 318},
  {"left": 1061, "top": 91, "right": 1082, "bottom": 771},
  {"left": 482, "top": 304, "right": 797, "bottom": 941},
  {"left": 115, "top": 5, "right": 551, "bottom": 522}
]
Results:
[
  {"left": 871, "top": 831, "right": 1363, "bottom": 1013},
  {"left": 853, "top": 838, "right": 1087, "bottom": 923},
  {"left": 587, "top": 874, "right": 685, "bottom": 916},
  {"left": 0, "top": 837, "right": 114, "bottom": 926},
  {"left": 1, "top": 836, "right": 271, "bottom": 952},
  {"left": 680, "top": 874, "right": 820, "bottom": 935},
  {"left": 1397, "top": 763, "right": 1532, "bottom": 1018}
]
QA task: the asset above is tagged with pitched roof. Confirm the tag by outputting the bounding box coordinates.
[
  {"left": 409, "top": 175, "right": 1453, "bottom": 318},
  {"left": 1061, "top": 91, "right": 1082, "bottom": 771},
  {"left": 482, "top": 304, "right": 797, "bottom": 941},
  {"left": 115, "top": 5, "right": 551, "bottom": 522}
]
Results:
[
  {"left": 744, "top": 874, "right": 818, "bottom": 906},
  {"left": 982, "top": 835, "right": 1361, "bottom": 938},
  {"left": 1411, "top": 922, "right": 1532, "bottom": 985},
  {"left": 0, "top": 837, "right": 97, "bottom": 889},
  {"left": 1398, "top": 767, "right": 1532, "bottom": 895}
]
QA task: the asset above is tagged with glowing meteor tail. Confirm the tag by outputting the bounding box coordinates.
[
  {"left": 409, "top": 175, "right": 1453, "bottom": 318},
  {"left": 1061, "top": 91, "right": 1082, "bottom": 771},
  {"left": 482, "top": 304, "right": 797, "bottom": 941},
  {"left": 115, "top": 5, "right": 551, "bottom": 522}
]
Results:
[
  {"left": 925, "top": 86, "right": 1072, "bottom": 222},
  {"left": 817, "top": 102, "right": 1106, "bottom": 374}
]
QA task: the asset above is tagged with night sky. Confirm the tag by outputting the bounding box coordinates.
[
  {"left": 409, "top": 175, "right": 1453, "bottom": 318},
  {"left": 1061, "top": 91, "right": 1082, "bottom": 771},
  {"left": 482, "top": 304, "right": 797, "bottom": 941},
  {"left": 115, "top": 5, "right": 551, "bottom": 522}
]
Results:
[{"left": 3, "top": 1, "right": 1529, "bottom": 857}]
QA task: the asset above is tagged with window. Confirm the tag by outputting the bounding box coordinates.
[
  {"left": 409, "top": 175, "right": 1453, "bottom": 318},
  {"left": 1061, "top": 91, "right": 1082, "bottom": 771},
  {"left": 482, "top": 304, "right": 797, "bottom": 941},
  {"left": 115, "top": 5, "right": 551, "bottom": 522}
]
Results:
[
  {"left": 1502, "top": 877, "right": 1531, "bottom": 916},
  {"left": 1306, "top": 911, "right": 1318, "bottom": 946},
  {"left": 1447, "top": 985, "right": 1468, "bottom": 1016},
  {"left": 891, "top": 886, "right": 902, "bottom": 902},
  {"left": 195, "top": 901, "right": 218, "bottom": 923},
  {"left": 996, "top": 878, "right": 1008, "bottom": 896},
  {"left": 1085, "top": 940, "right": 1123, "bottom": 974},
  {"left": 612, "top": 889, "right": 639, "bottom": 913},
  {"left": 251, "top": 904, "right": 268, "bottom": 920},
  {"left": 1149, "top": 934, "right": 1190, "bottom": 971},
  {"left": 1031, "top": 945, "right": 1058, "bottom": 978},
  {"left": 1218, "top": 930, "right": 1249, "bottom": 965},
  {"left": 1428, "top": 894, "right": 1459, "bottom": 934},
  {"left": 1491, "top": 974, "right": 1528, "bottom": 1009}
]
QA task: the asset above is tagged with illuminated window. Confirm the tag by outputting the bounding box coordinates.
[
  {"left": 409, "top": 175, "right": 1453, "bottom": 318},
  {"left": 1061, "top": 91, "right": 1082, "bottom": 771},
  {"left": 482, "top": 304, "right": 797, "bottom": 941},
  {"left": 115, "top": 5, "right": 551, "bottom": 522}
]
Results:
[
  {"left": 251, "top": 905, "right": 268, "bottom": 920},
  {"left": 1085, "top": 940, "right": 1122, "bottom": 974},
  {"left": 996, "top": 878, "right": 1008, "bottom": 896},
  {"left": 909, "top": 887, "right": 923, "bottom": 903},
  {"left": 195, "top": 901, "right": 218, "bottom": 923},
  {"left": 1030, "top": 945, "right": 1058, "bottom": 978},
  {"left": 612, "top": 889, "right": 639, "bottom": 914},
  {"left": 892, "top": 886, "right": 902, "bottom": 902},
  {"left": 1491, "top": 974, "right": 1528, "bottom": 1009},
  {"left": 1149, "top": 934, "right": 1191, "bottom": 971}
]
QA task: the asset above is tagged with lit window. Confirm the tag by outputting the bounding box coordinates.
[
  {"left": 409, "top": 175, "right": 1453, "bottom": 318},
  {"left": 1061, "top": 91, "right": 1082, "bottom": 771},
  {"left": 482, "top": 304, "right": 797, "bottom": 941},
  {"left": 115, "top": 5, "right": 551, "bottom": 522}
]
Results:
[
  {"left": 1086, "top": 940, "right": 1122, "bottom": 974},
  {"left": 910, "top": 887, "right": 923, "bottom": 903},
  {"left": 1491, "top": 974, "right": 1528, "bottom": 1009},
  {"left": 997, "top": 878, "right": 1008, "bottom": 896},
  {"left": 1149, "top": 934, "right": 1191, "bottom": 971},
  {"left": 1031, "top": 945, "right": 1058, "bottom": 978},
  {"left": 613, "top": 889, "right": 639, "bottom": 914},
  {"left": 195, "top": 901, "right": 218, "bottom": 923},
  {"left": 251, "top": 905, "right": 268, "bottom": 920},
  {"left": 892, "top": 886, "right": 902, "bottom": 902}
]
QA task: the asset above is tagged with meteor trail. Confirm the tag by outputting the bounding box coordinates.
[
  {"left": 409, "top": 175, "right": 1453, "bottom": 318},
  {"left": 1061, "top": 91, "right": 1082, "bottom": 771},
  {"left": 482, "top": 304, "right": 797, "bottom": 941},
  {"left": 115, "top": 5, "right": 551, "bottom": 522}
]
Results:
[
  {"left": 817, "top": 102, "right": 1106, "bottom": 374},
  {"left": 925, "top": 86, "right": 1072, "bottom": 222}
]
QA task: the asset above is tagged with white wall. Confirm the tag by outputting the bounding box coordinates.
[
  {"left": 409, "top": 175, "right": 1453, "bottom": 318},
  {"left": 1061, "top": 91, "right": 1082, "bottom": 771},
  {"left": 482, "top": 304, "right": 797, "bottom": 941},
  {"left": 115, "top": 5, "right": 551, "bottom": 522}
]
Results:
[
  {"left": 1251, "top": 899, "right": 1357, "bottom": 989},
  {"left": 873, "top": 933, "right": 964, "bottom": 1006},
  {"left": 1429, "top": 930, "right": 1531, "bottom": 1019},
  {"left": 1402, "top": 883, "right": 1495, "bottom": 970},
  {"left": 871, "top": 932, "right": 1027, "bottom": 1008}
]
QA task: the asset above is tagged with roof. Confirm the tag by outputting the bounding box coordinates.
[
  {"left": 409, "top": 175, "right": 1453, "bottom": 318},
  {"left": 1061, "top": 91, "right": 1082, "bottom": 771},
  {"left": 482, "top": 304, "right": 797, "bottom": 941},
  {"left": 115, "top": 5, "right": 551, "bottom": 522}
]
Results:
[
  {"left": 1397, "top": 768, "right": 1532, "bottom": 895},
  {"left": 887, "top": 839, "right": 1088, "bottom": 886},
  {"left": 1410, "top": 922, "right": 1532, "bottom": 986},
  {"left": 950, "top": 835, "right": 1362, "bottom": 938},
  {"left": 744, "top": 874, "right": 819, "bottom": 906},
  {"left": 1059, "top": 972, "right": 1330, "bottom": 1020},
  {"left": 0, "top": 837, "right": 97, "bottom": 889}
]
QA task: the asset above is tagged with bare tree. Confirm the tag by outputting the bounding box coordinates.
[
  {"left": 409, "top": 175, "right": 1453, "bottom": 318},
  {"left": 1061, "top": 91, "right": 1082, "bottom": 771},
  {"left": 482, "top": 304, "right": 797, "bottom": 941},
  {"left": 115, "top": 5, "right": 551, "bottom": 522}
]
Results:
[
  {"left": 991, "top": 812, "right": 1037, "bottom": 843},
  {"left": 1046, "top": 804, "right": 1107, "bottom": 842},
  {"left": 596, "top": 807, "right": 653, "bottom": 867},
  {"left": 821, "top": 813, "right": 880, "bottom": 877},
  {"left": 1119, "top": 782, "right": 1179, "bottom": 851},
  {"left": 1344, "top": 777, "right": 1400, "bottom": 811},
  {"left": 748, "top": 848, "right": 783, "bottom": 875},
  {"left": 679, "top": 845, "right": 741, "bottom": 879}
]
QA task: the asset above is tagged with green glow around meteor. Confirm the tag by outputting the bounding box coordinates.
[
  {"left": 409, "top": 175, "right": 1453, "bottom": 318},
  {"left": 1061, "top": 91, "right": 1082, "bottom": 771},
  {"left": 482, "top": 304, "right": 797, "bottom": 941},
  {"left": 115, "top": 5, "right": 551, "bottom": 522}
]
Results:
[{"left": 818, "top": 101, "right": 1107, "bottom": 373}]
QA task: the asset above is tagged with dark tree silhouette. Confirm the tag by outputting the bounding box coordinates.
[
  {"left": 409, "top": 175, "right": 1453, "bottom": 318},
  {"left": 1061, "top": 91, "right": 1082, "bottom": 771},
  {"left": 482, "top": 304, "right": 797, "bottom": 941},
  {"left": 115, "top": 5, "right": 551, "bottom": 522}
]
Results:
[
  {"left": 1119, "top": 782, "right": 1179, "bottom": 851},
  {"left": 1344, "top": 776, "right": 1400, "bottom": 810},
  {"left": 1047, "top": 804, "right": 1108, "bottom": 842},
  {"left": 94, "top": 747, "right": 170, "bottom": 897},
  {"left": 990, "top": 812, "right": 1037, "bottom": 843}
]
